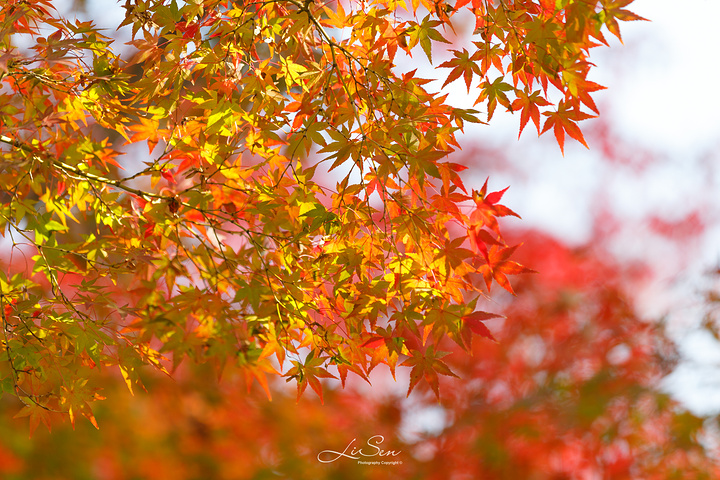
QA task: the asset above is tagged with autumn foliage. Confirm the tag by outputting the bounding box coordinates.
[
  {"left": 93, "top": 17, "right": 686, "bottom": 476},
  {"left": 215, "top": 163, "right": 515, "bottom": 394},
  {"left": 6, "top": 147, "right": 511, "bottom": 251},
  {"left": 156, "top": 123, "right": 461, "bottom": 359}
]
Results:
[
  {"left": 0, "top": 0, "right": 652, "bottom": 429},
  {"left": 2, "top": 0, "right": 720, "bottom": 476}
]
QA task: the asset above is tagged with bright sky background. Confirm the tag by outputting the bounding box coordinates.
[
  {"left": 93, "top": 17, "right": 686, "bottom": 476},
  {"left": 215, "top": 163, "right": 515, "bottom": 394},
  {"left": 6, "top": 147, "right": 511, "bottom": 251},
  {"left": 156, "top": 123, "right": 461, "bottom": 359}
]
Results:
[{"left": 610, "top": 0, "right": 720, "bottom": 415}]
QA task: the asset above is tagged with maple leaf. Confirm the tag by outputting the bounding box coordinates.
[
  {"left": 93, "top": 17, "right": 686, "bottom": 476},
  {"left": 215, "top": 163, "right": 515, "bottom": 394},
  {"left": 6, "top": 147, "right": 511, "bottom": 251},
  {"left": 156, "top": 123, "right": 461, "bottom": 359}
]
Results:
[
  {"left": 60, "top": 379, "right": 103, "bottom": 430},
  {"left": 243, "top": 360, "right": 279, "bottom": 401},
  {"left": 478, "top": 244, "right": 536, "bottom": 294},
  {"left": 404, "top": 345, "right": 459, "bottom": 399},
  {"left": 476, "top": 77, "right": 514, "bottom": 121},
  {"left": 336, "top": 354, "right": 370, "bottom": 388},
  {"left": 461, "top": 311, "right": 502, "bottom": 342},
  {"left": 541, "top": 101, "right": 595, "bottom": 154},
  {"left": 561, "top": 62, "right": 607, "bottom": 114},
  {"left": 468, "top": 178, "right": 520, "bottom": 235},
  {"left": 601, "top": 0, "right": 648, "bottom": 43},
  {"left": 406, "top": 15, "right": 451, "bottom": 63},
  {"left": 127, "top": 116, "right": 168, "bottom": 154},
  {"left": 13, "top": 403, "right": 53, "bottom": 438},
  {"left": 539, "top": 0, "right": 555, "bottom": 16},
  {"left": 258, "top": 324, "right": 288, "bottom": 367},
  {"left": 512, "top": 89, "right": 550, "bottom": 137},
  {"left": 287, "top": 352, "right": 337, "bottom": 404},
  {"left": 439, "top": 48, "right": 481, "bottom": 92},
  {"left": 361, "top": 335, "right": 386, "bottom": 349}
]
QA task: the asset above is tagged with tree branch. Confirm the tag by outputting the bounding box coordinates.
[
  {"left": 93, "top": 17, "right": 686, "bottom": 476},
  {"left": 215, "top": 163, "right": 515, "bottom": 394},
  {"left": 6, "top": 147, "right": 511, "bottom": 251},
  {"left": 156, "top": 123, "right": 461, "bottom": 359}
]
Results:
[{"left": 0, "top": 134, "right": 164, "bottom": 200}]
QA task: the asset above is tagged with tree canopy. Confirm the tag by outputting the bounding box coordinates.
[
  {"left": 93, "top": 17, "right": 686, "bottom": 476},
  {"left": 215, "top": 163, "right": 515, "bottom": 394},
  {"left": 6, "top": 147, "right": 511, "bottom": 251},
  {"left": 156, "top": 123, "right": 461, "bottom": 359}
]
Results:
[{"left": 0, "top": 0, "right": 646, "bottom": 430}]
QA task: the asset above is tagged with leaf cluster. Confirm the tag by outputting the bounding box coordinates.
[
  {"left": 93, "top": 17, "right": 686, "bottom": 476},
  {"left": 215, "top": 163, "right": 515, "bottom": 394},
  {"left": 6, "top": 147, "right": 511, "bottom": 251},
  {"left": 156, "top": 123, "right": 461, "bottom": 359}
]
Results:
[{"left": 0, "top": 0, "right": 641, "bottom": 430}]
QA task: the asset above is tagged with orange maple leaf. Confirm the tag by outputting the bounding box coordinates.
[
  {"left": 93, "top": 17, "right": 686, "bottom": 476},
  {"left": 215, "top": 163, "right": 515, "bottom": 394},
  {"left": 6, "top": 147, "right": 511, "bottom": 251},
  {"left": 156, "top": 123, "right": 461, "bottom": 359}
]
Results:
[{"left": 478, "top": 244, "right": 536, "bottom": 294}]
